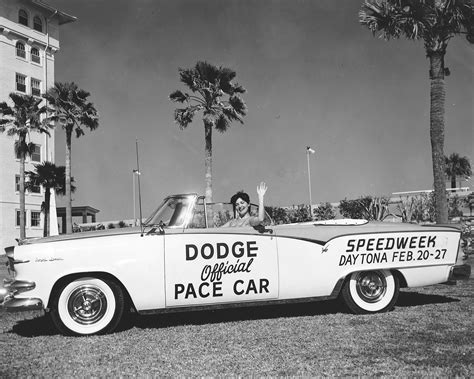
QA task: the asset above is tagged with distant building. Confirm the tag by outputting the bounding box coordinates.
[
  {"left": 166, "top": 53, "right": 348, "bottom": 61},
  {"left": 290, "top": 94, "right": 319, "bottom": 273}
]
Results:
[{"left": 0, "top": 0, "right": 75, "bottom": 249}]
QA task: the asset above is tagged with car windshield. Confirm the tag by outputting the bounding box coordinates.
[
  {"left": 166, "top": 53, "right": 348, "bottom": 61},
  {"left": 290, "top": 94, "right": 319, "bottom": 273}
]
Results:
[{"left": 144, "top": 195, "right": 194, "bottom": 228}]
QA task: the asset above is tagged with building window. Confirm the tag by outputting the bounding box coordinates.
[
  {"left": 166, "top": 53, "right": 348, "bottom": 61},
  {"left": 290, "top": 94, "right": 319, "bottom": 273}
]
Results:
[
  {"left": 31, "top": 144, "right": 41, "bottom": 162},
  {"left": 31, "top": 78, "right": 41, "bottom": 96},
  {"left": 33, "top": 16, "right": 43, "bottom": 32},
  {"left": 29, "top": 180, "right": 41, "bottom": 194},
  {"left": 31, "top": 48, "right": 40, "bottom": 64},
  {"left": 15, "top": 175, "right": 20, "bottom": 192},
  {"left": 16, "top": 42, "right": 26, "bottom": 58},
  {"left": 16, "top": 210, "right": 26, "bottom": 227},
  {"left": 16, "top": 73, "right": 26, "bottom": 93},
  {"left": 19, "top": 10, "right": 28, "bottom": 26},
  {"left": 31, "top": 211, "right": 41, "bottom": 227}
]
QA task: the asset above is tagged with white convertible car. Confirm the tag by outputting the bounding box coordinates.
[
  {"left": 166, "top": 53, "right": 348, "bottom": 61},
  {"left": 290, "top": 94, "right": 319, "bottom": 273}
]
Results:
[{"left": 1, "top": 194, "right": 471, "bottom": 336}]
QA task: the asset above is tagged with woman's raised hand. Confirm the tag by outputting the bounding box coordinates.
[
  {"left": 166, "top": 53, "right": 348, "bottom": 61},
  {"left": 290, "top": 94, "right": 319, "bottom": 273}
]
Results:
[{"left": 257, "top": 182, "right": 267, "bottom": 198}]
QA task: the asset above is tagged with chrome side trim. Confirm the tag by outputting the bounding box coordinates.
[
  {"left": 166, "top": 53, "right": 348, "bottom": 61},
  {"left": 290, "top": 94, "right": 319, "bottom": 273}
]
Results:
[
  {"left": 13, "top": 259, "right": 30, "bottom": 264},
  {"left": 2, "top": 297, "right": 43, "bottom": 312},
  {"left": 448, "top": 264, "right": 471, "bottom": 281},
  {"left": 139, "top": 293, "right": 342, "bottom": 315}
]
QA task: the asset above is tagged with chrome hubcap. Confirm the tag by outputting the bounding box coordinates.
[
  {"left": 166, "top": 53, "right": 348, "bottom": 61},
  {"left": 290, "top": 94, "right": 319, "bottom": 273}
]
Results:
[
  {"left": 67, "top": 285, "right": 107, "bottom": 325},
  {"left": 355, "top": 271, "right": 386, "bottom": 303}
]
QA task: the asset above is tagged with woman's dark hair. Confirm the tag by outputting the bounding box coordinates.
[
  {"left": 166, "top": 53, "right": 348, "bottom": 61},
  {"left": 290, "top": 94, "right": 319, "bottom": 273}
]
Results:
[{"left": 230, "top": 191, "right": 250, "bottom": 206}]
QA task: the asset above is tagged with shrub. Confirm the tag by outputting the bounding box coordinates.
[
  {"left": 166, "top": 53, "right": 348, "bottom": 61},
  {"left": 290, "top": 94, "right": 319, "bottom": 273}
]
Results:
[
  {"left": 362, "top": 196, "right": 391, "bottom": 221},
  {"left": 465, "top": 193, "right": 474, "bottom": 216},
  {"left": 313, "top": 202, "right": 335, "bottom": 220},
  {"left": 339, "top": 197, "right": 372, "bottom": 219},
  {"left": 288, "top": 205, "right": 312, "bottom": 223},
  {"left": 107, "top": 223, "right": 115, "bottom": 229},
  {"left": 265, "top": 206, "right": 290, "bottom": 225},
  {"left": 448, "top": 195, "right": 464, "bottom": 218},
  {"left": 396, "top": 196, "right": 419, "bottom": 223}
]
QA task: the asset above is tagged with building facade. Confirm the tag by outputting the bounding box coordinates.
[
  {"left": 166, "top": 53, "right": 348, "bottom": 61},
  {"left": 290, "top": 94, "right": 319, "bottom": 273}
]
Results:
[{"left": 0, "top": 0, "right": 75, "bottom": 250}]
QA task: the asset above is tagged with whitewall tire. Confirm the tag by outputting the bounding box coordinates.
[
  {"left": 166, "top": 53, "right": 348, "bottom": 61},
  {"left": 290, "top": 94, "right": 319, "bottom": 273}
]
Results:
[
  {"left": 51, "top": 277, "right": 124, "bottom": 336},
  {"left": 342, "top": 270, "right": 399, "bottom": 314}
]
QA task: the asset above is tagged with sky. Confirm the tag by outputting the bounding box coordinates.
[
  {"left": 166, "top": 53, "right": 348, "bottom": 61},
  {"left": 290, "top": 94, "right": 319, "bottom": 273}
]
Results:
[{"left": 46, "top": 0, "right": 473, "bottom": 222}]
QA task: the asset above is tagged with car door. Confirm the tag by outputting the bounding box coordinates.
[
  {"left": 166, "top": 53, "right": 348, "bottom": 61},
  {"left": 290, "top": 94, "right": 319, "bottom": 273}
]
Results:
[{"left": 163, "top": 226, "right": 279, "bottom": 308}]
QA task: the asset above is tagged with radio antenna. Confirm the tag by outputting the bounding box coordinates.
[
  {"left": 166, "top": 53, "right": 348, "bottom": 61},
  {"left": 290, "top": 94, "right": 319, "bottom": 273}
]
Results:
[{"left": 135, "top": 139, "right": 144, "bottom": 235}]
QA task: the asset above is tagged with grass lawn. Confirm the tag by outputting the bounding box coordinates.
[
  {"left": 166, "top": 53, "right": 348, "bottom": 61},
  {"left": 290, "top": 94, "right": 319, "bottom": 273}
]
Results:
[{"left": 0, "top": 255, "right": 472, "bottom": 377}]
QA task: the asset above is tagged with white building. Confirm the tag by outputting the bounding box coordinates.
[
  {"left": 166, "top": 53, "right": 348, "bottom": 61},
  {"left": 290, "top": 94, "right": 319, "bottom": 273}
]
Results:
[{"left": 0, "top": 0, "right": 75, "bottom": 250}]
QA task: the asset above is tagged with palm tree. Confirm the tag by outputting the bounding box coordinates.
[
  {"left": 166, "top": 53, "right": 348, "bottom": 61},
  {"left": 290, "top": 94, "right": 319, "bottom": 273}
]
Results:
[
  {"left": 445, "top": 153, "right": 471, "bottom": 189},
  {"left": 0, "top": 93, "right": 50, "bottom": 239},
  {"left": 170, "top": 61, "right": 247, "bottom": 202},
  {"left": 42, "top": 82, "right": 99, "bottom": 234},
  {"left": 26, "top": 162, "right": 75, "bottom": 237},
  {"left": 359, "top": 0, "right": 474, "bottom": 223}
]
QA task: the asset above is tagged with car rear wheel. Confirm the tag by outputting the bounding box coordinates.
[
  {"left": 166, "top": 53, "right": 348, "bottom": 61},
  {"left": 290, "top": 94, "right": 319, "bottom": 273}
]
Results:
[
  {"left": 341, "top": 270, "right": 399, "bottom": 314},
  {"left": 50, "top": 277, "right": 124, "bottom": 336}
]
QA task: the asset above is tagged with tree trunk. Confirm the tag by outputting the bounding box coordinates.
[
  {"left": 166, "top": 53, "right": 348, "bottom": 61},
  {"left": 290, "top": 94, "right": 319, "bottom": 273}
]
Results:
[
  {"left": 65, "top": 130, "right": 73, "bottom": 233},
  {"left": 428, "top": 51, "right": 448, "bottom": 224},
  {"left": 19, "top": 154, "right": 26, "bottom": 240},
  {"left": 204, "top": 119, "right": 213, "bottom": 203},
  {"left": 43, "top": 188, "right": 51, "bottom": 237}
]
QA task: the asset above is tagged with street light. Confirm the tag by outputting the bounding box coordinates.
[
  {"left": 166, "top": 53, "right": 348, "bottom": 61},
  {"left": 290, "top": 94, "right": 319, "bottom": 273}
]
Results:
[
  {"left": 132, "top": 169, "right": 141, "bottom": 226},
  {"left": 306, "top": 146, "right": 316, "bottom": 219}
]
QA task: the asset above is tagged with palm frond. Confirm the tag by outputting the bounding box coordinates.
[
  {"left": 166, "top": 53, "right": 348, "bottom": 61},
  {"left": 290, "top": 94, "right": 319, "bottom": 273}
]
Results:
[
  {"left": 218, "top": 67, "right": 237, "bottom": 94},
  {"left": 169, "top": 90, "right": 189, "bottom": 103},
  {"left": 228, "top": 95, "right": 247, "bottom": 117},
  {"left": 232, "top": 83, "right": 246, "bottom": 94},
  {"left": 75, "top": 126, "right": 85, "bottom": 138},
  {"left": 195, "top": 61, "right": 220, "bottom": 83},
  {"left": 174, "top": 106, "right": 200, "bottom": 129},
  {"left": 221, "top": 107, "right": 243, "bottom": 124},
  {"left": 215, "top": 114, "right": 230, "bottom": 133},
  {"left": 179, "top": 68, "right": 198, "bottom": 91},
  {"left": 219, "top": 67, "right": 237, "bottom": 83}
]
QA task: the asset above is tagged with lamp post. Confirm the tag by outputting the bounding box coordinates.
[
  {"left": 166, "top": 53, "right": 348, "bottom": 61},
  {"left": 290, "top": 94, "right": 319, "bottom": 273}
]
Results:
[
  {"left": 132, "top": 169, "right": 140, "bottom": 226},
  {"left": 306, "top": 146, "right": 316, "bottom": 219}
]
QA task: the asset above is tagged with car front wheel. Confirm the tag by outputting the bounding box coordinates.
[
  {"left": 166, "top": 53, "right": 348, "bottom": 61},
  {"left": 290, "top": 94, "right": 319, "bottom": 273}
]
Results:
[
  {"left": 50, "top": 277, "right": 124, "bottom": 336},
  {"left": 341, "top": 270, "right": 399, "bottom": 314}
]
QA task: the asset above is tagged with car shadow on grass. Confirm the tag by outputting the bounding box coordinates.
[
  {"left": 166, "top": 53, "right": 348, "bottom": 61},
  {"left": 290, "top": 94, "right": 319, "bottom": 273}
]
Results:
[
  {"left": 133, "top": 299, "right": 344, "bottom": 330},
  {"left": 7, "top": 290, "right": 460, "bottom": 336},
  {"left": 132, "top": 289, "right": 459, "bottom": 330},
  {"left": 396, "top": 290, "right": 459, "bottom": 307},
  {"left": 9, "top": 313, "right": 60, "bottom": 337}
]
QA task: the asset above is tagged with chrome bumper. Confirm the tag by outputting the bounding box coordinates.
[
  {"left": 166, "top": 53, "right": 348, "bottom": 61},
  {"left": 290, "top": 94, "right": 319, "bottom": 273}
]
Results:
[
  {"left": 1, "top": 296, "right": 43, "bottom": 311},
  {"left": 0, "top": 279, "right": 44, "bottom": 312},
  {"left": 448, "top": 264, "right": 471, "bottom": 281}
]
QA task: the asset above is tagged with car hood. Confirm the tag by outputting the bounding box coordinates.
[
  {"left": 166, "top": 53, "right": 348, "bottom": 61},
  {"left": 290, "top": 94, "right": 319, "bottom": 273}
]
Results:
[{"left": 18, "top": 226, "right": 144, "bottom": 245}]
